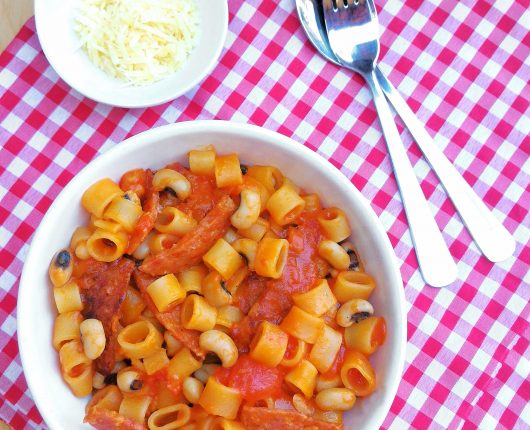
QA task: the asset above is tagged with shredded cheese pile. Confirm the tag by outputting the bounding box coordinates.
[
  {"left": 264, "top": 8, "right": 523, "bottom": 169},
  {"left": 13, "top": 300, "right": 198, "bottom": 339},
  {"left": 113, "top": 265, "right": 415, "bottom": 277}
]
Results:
[{"left": 75, "top": 0, "right": 199, "bottom": 85}]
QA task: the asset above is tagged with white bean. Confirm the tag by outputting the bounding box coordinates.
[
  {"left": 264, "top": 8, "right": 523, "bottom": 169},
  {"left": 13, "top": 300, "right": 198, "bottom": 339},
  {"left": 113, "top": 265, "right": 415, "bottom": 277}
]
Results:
[
  {"left": 80, "top": 318, "right": 105, "bottom": 360},
  {"left": 182, "top": 376, "right": 204, "bottom": 403},
  {"left": 199, "top": 330, "right": 238, "bottom": 367},
  {"left": 231, "top": 189, "right": 261, "bottom": 229},
  {"left": 315, "top": 388, "right": 356, "bottom": 411}
]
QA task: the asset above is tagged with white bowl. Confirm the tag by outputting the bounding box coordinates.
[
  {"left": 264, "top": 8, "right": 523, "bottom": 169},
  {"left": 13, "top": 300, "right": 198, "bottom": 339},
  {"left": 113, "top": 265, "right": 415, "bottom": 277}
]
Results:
[
  {"left": 18, "top": 121, "right": 406, "bottom": 430},
  {"left": 34, "top": 0, "right": 228, "bottom": 108}
]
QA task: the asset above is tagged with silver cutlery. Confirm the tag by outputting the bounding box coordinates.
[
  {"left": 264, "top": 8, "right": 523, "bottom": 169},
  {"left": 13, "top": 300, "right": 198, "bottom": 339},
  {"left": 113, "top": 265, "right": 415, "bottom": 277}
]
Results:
[
  {"left": 296, "top": 0, "right": 515, "bottom": 269},
  {"left": 319, "top": 0, "right": 457, "bottom": 287}
]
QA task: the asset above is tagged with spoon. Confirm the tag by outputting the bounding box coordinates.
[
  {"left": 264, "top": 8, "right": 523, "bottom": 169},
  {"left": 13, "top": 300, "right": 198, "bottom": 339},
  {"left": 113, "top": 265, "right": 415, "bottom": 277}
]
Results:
[
  {"left": 296, "top": 0, "right": 515, "bottom": 263},
  {"left": 320, "top": 0, "right": 457, "bottom": 287}
]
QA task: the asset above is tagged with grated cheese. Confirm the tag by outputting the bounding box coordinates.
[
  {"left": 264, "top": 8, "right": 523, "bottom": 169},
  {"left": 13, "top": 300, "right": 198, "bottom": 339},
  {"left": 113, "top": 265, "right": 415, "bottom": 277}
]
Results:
[{"left": 75, "top": 0, "right": 199, "bottom": 85}]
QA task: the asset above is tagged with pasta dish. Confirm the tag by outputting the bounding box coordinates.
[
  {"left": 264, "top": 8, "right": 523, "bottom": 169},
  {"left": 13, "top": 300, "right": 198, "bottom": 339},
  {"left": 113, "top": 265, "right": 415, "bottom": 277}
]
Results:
[{"left": 48, "top": 146, "right": 387, "bottom": 429}]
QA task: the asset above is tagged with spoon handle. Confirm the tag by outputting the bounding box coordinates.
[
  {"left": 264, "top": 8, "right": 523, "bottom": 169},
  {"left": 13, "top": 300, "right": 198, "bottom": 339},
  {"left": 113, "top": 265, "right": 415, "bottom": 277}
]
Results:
[
  {"left": 362, "top": 70, "right": 457, "bottom": 287},
  {"left": 375, "top": 67, "right": 515, "bottom": 262}
]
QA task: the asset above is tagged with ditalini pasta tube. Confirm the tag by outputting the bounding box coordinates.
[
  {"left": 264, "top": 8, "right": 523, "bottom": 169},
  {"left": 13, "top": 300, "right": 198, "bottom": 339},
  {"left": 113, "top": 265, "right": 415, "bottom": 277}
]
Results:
[
  {"left": 181, "top": 294, "right": 217, "bottom": 331},
  {"left": 302, "top": 194, "right": 321, "bottom": 212},
  {"left": 121, "top": 287, "right": 146, "bottom": 326},
  {"left": 155, "top": 207, "right": 197, "bottom": 235},
  {"left": 177, "top": 265, "right": 207, "bottom": 294},
  {"left": 254, "top": 238, "right": 289, "bottom": 279},
  {"left": 59, "top": 340, "right": 94, "bottom": 397},
  {"left": 148, "top": 404, "right": 191, "bottom": 430},
  {"left": 117, "top": 320, "right": 163, "bottom": 359},
  {"left": 316, "top": 373, "right": 343, "bottom": 392},
  {"left": 284, "top": 359, "right": 318, "bottom": 398},
  {"left": 53, "top": 281, "right": 83, "bottom": 314},
  {"left": 104, "top": 194, "right": 142, "bottom": 232},
  {"left": 344, "top": 316, "right": 386, "bottom": 355},
  {"left": 146, "top": 274, "right": 186, "bottom": 312},
  {"left": 189, "top": 148, "right": 216, "bottom": 175},
  {"left": 86, "top": 385, "right": 122, "bottom": 412},
  {"left": 202, "top": 271, "right": 232, "bottom": 307},
  {"left": 143, "top": 348, "right": 169, "bottom": 375},
  {"left": 81, "top": 178, "right": 123, "bottom": 218},
  {"left": 309, "top": 325, "right": 343, "bottom": 373},
  {"left": 231, "top": 239, "right": 258, "bottom": 271},
  {"left": 86, "top": 228, "right": 128, "bottom": 262},
  {"left": 317, "top": 208, "right": 352, "bottom": 243},
  {"left": 280, "top": 306, "right": 325, "bottom": 344},
  {"left": 280, "top": 338, "right": 308, "bottom": 368},
  {"left": 340, "top": 350, "right": 376, "bottom": 396},
  {"left": 333, "top": 271, "right": 376, "bottom": 302},
  {"left": 266, "top": 184, "right": 306, "bottom": 226},
  {"left": 249, "top": 321, "right": 289, "bottom": 367},
  {"left": 216, "top": 305, "right": 243, "bottom": 329},
  {"left": 91, "top": 217, "right": 123, "bottom": 233},
  {"left": 119, "top": 395, "right": 152, "bottom": 424},
  {"left": 246, "top": 165, "right": 283, "bottom": 195},
  {"left": 292, "top": 279, "right": 337, "bottom": 317},
  {"left": 318, "top": 240, "right": 350, "bottom": 270},
  {"left": 147, "top": 233, "right": 178, "bottom": 255},
  {"left": 168, "top": 348, "right": 202, "bottom": 381},
  {"left": 215, "top": 154, "right": 243, "bottom": 188},
  {"left": 237, "top": 217, "right": 269, "bottom": 242},
  {"left": 53, "top": 311, "right": 82, "bottom": 350},
  {"left": 199, "top": 377, "right": 243, "bottom": 419},
  {"left": 203, "top": 239, "right": 244, "bottom": 280}
]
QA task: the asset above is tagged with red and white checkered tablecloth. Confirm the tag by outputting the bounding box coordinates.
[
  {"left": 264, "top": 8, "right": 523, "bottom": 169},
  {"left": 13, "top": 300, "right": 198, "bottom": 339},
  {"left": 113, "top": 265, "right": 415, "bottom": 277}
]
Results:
[{"left": 1, "top": 0, "right": 529, "bottom": 429}]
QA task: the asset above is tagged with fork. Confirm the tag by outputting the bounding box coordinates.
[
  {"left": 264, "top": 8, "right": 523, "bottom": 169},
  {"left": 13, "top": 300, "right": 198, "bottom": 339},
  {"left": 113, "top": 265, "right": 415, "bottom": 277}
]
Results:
[{"left": 322, "top": 0, "right": 457, "bottom": 287}]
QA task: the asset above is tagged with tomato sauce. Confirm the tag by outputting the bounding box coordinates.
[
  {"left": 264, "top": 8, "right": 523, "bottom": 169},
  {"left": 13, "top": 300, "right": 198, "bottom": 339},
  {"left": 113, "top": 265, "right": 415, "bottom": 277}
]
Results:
[
  {"left": 234, "top": 273, "right": 268, "bottom": 315},
  {"left": 144, "top": 367, "right": 169, "bottom": 395},
  {"left": 215, "top": 355, "right": 284, "bottom": 404},
  {"left": 167, "top": 162, "right": 226, "bottom": 221}
]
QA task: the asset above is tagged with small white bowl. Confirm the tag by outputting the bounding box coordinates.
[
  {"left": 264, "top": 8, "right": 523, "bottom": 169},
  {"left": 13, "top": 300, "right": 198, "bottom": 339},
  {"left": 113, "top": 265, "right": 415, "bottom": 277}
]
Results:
[
  {"left": 34, "top": 0, "right": 228, "bottom": 108},
  {"left": 18, "top": 121, "right": 406, "bottom": 430}
]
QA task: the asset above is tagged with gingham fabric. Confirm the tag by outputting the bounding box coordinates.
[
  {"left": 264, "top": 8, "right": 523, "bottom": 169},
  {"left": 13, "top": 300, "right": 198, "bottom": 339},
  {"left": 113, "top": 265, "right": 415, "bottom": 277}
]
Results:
[{"left": 0, "top": 0, "right": 528, "bottom": 429}]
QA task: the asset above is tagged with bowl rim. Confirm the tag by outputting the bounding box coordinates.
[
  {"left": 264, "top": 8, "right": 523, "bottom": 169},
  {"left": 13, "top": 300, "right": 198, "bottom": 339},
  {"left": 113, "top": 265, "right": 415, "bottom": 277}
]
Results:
[
  {"left": 33, "top": 0, "right": 229, "bottom": 108},
  {"left": 18, "top": 120, "right": 406, "bottom": 429}
]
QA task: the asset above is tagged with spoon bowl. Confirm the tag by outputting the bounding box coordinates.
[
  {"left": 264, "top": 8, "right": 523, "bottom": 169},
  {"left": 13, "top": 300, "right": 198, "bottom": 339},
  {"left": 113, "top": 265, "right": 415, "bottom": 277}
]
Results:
[{"left": 296, "top": 0, "right": 338, "bottom": 64}]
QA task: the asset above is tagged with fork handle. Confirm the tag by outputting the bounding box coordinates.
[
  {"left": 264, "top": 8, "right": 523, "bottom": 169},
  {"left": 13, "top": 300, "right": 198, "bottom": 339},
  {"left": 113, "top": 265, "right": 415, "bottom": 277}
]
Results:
[
  {"left": 361, "top": 70, "right": 457, "bottom": 287},
  {"left": 375, "top": 67, "right": 515, "bottom": 262}
]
